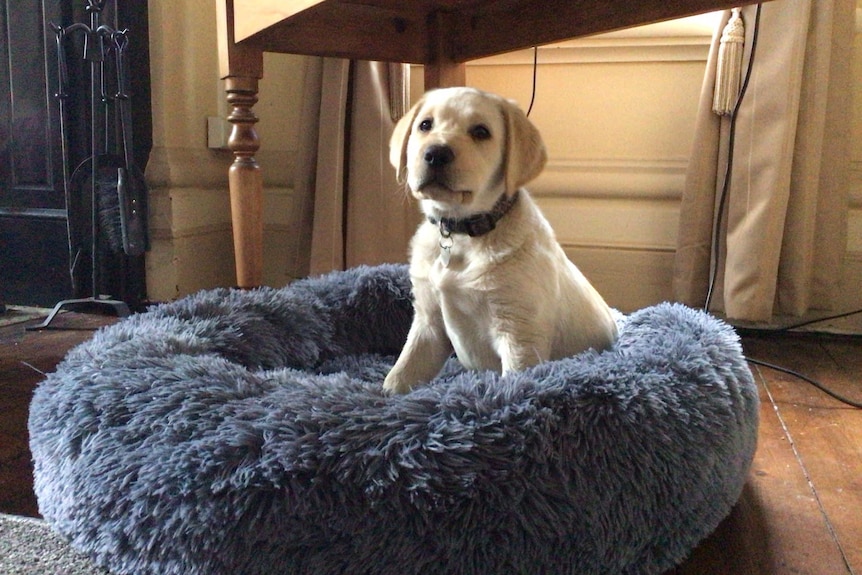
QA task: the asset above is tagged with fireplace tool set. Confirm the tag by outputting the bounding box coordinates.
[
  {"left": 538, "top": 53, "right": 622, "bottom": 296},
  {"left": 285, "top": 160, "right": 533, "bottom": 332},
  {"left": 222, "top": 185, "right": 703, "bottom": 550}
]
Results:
[{"left": 30, "top": 0, "right": 148, "bottom": 329}]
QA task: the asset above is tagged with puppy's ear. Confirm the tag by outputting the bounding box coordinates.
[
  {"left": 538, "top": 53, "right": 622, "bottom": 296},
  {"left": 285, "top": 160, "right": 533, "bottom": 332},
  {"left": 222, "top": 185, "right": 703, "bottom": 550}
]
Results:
[
  {"left": 503, "top": 100, "right": 547, "bottom": 195},
  {"left": 389, "top": 96, "right": 424, "bottom": 184}
]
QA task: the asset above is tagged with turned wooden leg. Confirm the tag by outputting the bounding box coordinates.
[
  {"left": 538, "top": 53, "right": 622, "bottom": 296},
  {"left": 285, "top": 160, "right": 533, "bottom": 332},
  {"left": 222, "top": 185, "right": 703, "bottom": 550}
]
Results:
[
  {"left": 425, "top": 10, "right": 466, "bottom": 89},
  {"left": 424, "top": 61, "right": 466, "bottom": 89},
  {"left": 224, "top": 76, "right": 264, "bottom": 288},
  {"left": 217, "top": 0, "right": 264, "bottom": 288}
]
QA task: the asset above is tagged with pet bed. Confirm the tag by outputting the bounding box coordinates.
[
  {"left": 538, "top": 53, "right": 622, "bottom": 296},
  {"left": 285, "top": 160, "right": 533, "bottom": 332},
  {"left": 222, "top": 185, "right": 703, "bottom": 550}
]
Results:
[{"left": 29, "top": 264, "right": 758, "bottom": 575}]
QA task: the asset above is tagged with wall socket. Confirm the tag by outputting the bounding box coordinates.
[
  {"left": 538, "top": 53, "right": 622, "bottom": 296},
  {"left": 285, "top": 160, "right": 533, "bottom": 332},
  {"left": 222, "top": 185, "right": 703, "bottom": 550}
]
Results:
[{"left": 207, "top": 116, "right": 231, "bottom": 150}]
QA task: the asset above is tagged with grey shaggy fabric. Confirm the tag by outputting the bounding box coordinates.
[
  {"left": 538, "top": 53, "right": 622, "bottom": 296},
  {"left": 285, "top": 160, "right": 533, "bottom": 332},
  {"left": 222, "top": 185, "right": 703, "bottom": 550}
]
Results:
[{"left": 29, "top": 264, "right": 759, "bottom": 575}]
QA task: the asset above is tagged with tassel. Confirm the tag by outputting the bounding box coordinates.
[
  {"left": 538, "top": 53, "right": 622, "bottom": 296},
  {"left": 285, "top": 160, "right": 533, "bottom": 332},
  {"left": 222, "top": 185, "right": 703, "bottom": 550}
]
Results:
[{"left": 712, "top": 8, "right": 745, "bottom": 116}]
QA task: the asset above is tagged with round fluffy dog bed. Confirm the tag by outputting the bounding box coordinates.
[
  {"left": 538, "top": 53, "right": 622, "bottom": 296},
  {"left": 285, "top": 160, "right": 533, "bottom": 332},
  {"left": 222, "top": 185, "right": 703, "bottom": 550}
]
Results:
[{"left": 29, "top": 264, "right": 758, "bottom": 575}]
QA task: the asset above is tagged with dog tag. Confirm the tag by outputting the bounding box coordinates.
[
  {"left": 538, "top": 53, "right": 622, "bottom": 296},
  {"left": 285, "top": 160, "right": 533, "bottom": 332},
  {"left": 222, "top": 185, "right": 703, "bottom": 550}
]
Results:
[
  {"left": 439, "top": 234, "right": 454, "bottom": 267},
  {"left": 440, "top": 246, "right": 451, "bottom": 267}
]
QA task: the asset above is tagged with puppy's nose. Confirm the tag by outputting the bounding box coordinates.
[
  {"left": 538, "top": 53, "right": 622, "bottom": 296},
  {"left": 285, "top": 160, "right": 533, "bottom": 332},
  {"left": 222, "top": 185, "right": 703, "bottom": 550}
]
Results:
[{"left": 423, "top": 145, "right": 454, "bottom": 168}]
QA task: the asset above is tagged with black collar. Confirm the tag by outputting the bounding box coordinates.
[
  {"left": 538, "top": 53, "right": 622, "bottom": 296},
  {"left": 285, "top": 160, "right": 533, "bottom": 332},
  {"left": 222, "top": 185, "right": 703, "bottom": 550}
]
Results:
[{"left": 427, "top": 191, "right": 520, "bottom": 238}]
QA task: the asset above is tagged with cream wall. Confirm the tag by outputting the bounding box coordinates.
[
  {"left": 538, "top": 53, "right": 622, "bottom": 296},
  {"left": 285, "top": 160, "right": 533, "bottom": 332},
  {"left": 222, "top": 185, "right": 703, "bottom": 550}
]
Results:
[{"left": 145, "top": 4, "right": 862, "bottom": 331}]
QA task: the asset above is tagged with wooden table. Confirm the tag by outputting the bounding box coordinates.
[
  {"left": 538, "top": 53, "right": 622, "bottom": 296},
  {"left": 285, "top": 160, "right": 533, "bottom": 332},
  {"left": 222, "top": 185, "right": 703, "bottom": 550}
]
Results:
[{"left": 217, "top": 0, "right": 749, "bottom": 288}]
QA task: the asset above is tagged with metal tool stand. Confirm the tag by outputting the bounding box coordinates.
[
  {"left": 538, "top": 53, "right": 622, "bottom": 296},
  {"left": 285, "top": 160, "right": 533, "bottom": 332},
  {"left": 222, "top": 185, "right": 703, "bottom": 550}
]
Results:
[{"left": 29, "top": 0, "right": 132, "bottom": 330}]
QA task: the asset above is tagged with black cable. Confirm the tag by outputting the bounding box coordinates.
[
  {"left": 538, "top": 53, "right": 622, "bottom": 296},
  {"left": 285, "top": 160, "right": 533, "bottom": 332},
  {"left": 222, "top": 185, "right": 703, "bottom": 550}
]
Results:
[
  {"left": 704, "top": 4, "right": 763, "bottom": 312},
  {"left": 526, "top": 46, "right": 538, "bottom": 117},
  {"left": 739, "top": 303, "right": 862, "bottom": 411},
  {"left": 732, "top": 309, "right": 862, "bottom": 338},
  {"left": 746, "top": 356, "right": 862, "bottom": 409},
  {"left": 774, "top": 307, "right": 862, "bottom": 333}
]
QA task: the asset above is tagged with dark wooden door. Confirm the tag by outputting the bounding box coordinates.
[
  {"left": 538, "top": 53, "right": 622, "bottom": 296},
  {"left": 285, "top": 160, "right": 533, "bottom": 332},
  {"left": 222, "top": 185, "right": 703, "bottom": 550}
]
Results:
[
  {"left": 0, "top": 1, "right": 69, "bottom": 306},
  {"left": 0, "top": 1, "right": 150, "bottom": 308}
]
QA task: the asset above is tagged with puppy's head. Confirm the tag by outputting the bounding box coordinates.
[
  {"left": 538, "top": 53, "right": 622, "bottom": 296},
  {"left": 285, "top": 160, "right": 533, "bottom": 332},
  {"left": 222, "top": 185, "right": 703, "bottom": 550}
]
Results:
[{"left": 390, "top": 87, "right": 547, "bottom": 218}]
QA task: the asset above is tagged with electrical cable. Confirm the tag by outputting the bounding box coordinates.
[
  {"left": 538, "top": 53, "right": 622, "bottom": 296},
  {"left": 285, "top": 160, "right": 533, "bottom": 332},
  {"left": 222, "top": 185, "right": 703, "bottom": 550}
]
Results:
[
  {"left": 746, "top": 356, "right": 862, "bottom": 409},
  {"left": 526, "top": 45, "right": 538, "bottom": 117},
  {"left": 741, "top": 306, "right": 862, "bottom": 410},
  {"left": 704, "top": 3, "right": 762, "bottom": 312},
  {"left": 733, "top": 308, "right": 862, "bottom": 337},
  {"left": 773, "top": 307, "right": 862, "bottom": 333}
]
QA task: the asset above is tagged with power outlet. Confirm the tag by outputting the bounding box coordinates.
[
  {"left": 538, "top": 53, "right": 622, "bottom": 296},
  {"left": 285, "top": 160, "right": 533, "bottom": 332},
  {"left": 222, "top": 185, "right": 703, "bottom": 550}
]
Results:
[{"left": 207, "top": 116, "right": 231, "bottom": 150}]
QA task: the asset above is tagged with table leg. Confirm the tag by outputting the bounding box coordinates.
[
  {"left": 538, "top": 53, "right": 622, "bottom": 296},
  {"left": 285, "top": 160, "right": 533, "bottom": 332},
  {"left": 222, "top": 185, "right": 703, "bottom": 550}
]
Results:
[
  {"left": 225, "top": 76, "right": 263, "bottom": 288},
  {"left": 424, "top": 61, "right": 466, "bottom": 89},
  {"left": 424, "top": 10, "right": 467, "bottom": 89},
  {"left": 217, "top": 0, "right": 264, "bottom": 288}
]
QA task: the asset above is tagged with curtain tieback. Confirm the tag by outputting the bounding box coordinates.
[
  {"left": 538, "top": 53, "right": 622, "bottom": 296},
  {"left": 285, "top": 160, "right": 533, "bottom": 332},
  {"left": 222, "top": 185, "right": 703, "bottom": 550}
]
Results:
[{"left": 713, "top": 8, "right": 746, "bottom": 116}]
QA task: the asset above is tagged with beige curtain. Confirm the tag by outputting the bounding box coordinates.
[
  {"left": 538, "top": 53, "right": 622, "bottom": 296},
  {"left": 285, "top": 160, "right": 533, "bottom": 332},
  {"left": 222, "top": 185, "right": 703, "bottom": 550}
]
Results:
[
  {"left": 673, "top": 0, "right": 853, "bottom": 322},
  {"left": 286, "top": 59, "right": 419, "bottom": 277}
]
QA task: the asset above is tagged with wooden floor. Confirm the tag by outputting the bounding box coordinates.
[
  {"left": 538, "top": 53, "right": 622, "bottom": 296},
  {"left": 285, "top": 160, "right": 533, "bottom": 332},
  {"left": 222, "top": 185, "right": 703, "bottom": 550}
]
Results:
[
  {"left": 1, "top": 309, "right": 860, "bottom": 574},
  {"left": 0, "top": 310, "right": 119, "bottom": 517},
  {"left": 672, "top": 333, "right": 862, "bottom": 575}
]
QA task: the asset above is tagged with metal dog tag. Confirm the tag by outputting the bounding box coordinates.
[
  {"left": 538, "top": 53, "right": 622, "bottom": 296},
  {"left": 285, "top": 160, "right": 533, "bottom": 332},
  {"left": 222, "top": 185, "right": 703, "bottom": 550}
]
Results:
[
  {"left": 440, "top": 246, "right": 451, "bottom": 267},
  {"left": 439, "top": 233, "right": 453, "bottom": 267}
]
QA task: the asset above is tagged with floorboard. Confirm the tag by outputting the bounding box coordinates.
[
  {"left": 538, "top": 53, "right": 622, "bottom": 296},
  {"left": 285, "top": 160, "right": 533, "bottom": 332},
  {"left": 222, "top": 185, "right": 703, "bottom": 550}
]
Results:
[{"left": 746, "top": 336, "right": 862, "bottom": 573}]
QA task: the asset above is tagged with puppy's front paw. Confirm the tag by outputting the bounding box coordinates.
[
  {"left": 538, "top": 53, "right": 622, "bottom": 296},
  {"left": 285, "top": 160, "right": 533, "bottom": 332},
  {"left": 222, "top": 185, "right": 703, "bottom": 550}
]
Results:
[{"left": 383, "top": 371, "right": 412, "bottom": 395}]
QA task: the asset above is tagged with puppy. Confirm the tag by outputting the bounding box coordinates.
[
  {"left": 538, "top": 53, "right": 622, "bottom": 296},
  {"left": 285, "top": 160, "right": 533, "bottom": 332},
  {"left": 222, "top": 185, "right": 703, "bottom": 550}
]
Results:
[{"left": 383, "top": 87, "right": 617, "bottom": 394}]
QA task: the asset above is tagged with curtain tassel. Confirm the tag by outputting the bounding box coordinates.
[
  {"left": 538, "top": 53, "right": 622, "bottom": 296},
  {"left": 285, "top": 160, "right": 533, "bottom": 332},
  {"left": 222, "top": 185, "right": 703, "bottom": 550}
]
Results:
[{"left": 712, "top": 8, "right": 745, "bottom": 116}]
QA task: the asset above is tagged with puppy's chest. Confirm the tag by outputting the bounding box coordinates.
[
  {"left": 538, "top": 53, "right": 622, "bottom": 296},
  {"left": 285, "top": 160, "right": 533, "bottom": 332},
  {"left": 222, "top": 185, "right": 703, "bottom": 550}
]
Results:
[
  {"left": 432, "top": 271, "right": 499, "bottom": 369},
  {"left": 426, "top": 239, "right": 488, "bottom": 288},
  {"left": 418, "top": 226, "right": 499, "bottom": 276},
  {"left": 414, "top": 227, "right": 504, "bottom": 326},
  {"left": 432, "top": 270, "right": 490, "bottom": 320}
]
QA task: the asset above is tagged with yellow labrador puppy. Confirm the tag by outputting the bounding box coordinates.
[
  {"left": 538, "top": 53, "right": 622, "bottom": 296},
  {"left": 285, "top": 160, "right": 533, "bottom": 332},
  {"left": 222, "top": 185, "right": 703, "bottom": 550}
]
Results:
[{"left": 383, "top": 87, "right": 617, "bottom": 394}]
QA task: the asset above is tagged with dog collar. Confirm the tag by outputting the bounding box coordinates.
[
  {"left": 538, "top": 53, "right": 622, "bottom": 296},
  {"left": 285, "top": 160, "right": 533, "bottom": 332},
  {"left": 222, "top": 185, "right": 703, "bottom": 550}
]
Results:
[{"left": 427, "top": 191, "right": 520, "bottom": 238}]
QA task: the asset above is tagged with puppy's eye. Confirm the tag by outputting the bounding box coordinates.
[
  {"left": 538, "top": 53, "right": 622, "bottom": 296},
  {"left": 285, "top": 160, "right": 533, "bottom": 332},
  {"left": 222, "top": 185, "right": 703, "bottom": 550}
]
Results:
[
  {"left": 418, "top": 118, "right": 433, "bottom": 132},
  {"left": 469, "top": 124, "right": 492, "bottom": 141}
]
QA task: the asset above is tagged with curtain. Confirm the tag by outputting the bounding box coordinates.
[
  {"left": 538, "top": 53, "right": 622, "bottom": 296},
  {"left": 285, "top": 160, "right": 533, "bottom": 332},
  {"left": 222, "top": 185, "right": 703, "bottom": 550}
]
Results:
[
  {"left": 673, "top": 0, "right": 853, "bottom": 322},
  {"left": 286, "top": 59, "right": 419, "bottom": 278}
]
